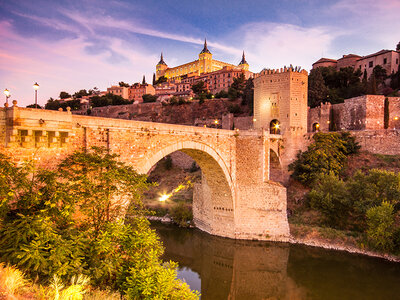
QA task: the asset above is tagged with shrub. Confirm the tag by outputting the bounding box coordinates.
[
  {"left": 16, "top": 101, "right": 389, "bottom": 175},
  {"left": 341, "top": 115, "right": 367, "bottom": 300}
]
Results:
[
  {"left": 215, "top": 90, "right": 228, "bottom": 98},
  {"left": 366, "top": 202, "right": 395, "bottom": 251},
  {"left": 170, "top": 203, "right": 193, "bottom": 227},
  {"left": 164, "top": 155, "right": 173, "bottom": 170},
  {"left": 0, "top": 263, "right": 28, "bottom": 297},
  {"left": 0, "top": 149, "right": 199, "bottom": 299},
  {"left": 348, "top": 169, "right": 400, "bottom": 218},
  {"left": 189, "top": 161, "right": 199, "bottom": 173},
  {"left": 289, "top": 132, "right": 358, "bottom": 185},
  {"left": 307, "top": 173, "right": 351, "bottom": 228},
  {"left": 228, "top": 104, "right": 241, "bottom": 114},
  {"left": 142, "top": 94, "right": 158, "bottom": 103}
]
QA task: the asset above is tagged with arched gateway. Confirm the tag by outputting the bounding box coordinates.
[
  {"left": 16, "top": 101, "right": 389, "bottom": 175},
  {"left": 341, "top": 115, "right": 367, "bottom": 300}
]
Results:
[{"left": 0, "top": 104, "right": 290, "bottom": 241}]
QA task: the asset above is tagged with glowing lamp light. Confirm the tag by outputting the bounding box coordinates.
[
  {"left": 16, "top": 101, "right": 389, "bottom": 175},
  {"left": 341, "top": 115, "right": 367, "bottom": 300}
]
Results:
[
  {"left": 214, "top": 119, "right": 219, "bottom": 124},
  {"left": 316, "top": 123, "right": 320, "bottom": 128},
  {"left": 274, "top": 123, "right": 280, "bottom": 129},
  {"left": 395, "top": 116, "right": 399, "bottom": 121},
  {"left": 33, "top": 82, "right": 40, "bottom": 90},
  {"left": 159, "top": 194, "right": 170, "bottom": 202},
  {"left": 4, "top": 89, "right": 10, "bottom": 97},
  {"left": 253, "top": 118, "right": 256, "bottom": 122}
]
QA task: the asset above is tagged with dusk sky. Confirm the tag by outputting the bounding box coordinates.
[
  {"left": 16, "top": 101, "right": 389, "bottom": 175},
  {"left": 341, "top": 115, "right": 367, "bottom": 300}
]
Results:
[{"left": 0, "top": 0, "right": 399, "bottom": 107}]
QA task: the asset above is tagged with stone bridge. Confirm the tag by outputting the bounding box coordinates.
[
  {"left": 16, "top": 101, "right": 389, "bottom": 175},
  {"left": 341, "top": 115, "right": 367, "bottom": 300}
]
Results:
[{"left": 0, "top": 103, "right": 289, "bottom": 241}]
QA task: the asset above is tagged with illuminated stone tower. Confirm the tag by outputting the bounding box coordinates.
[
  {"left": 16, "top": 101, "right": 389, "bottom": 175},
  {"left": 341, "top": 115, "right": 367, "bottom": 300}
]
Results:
[
  {"left": 198, "top": 39, "right": 213, "bottom": 74},
  {"left": 156, "top": 52, "right": 168, "bottom": 80},
  {"left": 254, "top": 66, "right": 308, "bottom": 174},
  {"left": 238, "top": 51, "right": 249, "bottom": 71}
]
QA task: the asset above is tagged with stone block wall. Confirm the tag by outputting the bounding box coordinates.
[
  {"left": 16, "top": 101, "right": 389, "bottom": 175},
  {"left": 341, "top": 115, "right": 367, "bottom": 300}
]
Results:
[
  {"left": 308, "top": 95, "right": 400, "bottom": 132},
  {"left": 388, "top": 97, "right": 400, "bottom": 129},
  {"left": 1, "top": 105, "right": 290, "bottom": 242}
]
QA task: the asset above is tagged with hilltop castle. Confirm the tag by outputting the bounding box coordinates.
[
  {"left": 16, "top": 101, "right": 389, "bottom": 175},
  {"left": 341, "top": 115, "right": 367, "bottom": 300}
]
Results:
[{"left": 156, "top": 39, "right": 249, "bottom": 80}]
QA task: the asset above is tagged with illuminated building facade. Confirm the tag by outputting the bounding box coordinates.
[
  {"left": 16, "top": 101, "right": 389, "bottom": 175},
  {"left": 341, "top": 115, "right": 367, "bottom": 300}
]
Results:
[{"left": 156, "top": 39, "right": 249, "bottom": 80}]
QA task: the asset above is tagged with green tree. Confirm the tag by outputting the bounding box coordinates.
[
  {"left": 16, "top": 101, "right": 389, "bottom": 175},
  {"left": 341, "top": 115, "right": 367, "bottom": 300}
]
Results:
[
  {"left": 152, "top": 73, "right": 156, "bottom": 85},
  {"left": 142, "top": 94, "right": 158, "bottom": 103},
  {"left": 59, "top": 91, "right": 71, "bottom": 99},
  {"left": 0, "top": 150, "right": 199, "bottom": 298},
  {"left": 396, "top": 41, "right": 400, "bottom": 51},
  {"left": 228, "top": 74, "right": 246, "bottom": 100},
  {"left": 26, "top": 104, "right": 43, "bottom": 108},
  {"left": 154, "top": 76, "right": 167, "bottom": 85},
  {"left": 307, "top": 173, "right": 351, "bottom": 228},
  {"left": 347, "top": 169, "right": 400, "bottom": 218},
  {"left": 74, "top": 89, "right": 90, "bottom": 99},
  {"left": 372, "top": 65, "right": 387, "bottom": 87},
  {"left": 289, "top": 132, "right": 356, "bottom": 185},
  {"left": 90, "top": 94, "right": 132, "bottom": 107},
  {"left": 242, "top": 77, "right": 254, "bottom": 114},
  {"left": 215, "top": 90, "right": 229, "bottom": 98},
  {"left": 191, "top": 81, "right": 207, "bottom": 96},
  {"left": 366, "top": 202, "right": 395, "bottom": 251},
  {"left": 119, "top": 81, "right": 130, "bottom": 88},
  {"left": 308, "top": 68, "right": 328, "bottom": 107}
]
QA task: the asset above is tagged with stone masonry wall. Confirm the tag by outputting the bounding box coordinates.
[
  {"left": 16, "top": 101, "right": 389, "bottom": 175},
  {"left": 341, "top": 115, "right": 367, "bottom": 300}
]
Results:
[
  {"left": 308, "top": 95, "right": 400, "bottom": 132},
  {"left": 1, "top": 105, "right": 290, "bottom": 242}
]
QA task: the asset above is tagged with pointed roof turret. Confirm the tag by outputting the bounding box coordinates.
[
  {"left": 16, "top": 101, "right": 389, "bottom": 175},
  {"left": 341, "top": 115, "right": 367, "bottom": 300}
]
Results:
[
  {"left": 157, "top": 52, "right": 167, "bottom": 65},
  {"left": 239, "top": 51, "right": 248, "bottom": 65},
  {"left": 200, "top": 39, "right": 211, "bottom": 54}
]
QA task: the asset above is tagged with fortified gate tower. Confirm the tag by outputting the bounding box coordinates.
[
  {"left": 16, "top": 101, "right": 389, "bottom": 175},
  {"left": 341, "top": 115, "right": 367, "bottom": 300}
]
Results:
[{"left": 254, "top": 66, "right": 308, "bottom": 172}]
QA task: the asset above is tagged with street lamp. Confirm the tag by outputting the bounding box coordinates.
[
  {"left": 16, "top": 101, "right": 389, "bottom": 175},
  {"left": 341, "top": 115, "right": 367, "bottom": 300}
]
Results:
[
  {"left": 33, "top": 82, "right": 39, "bottom": 108},
  {"left": 3, "top": 89, "right": 10, "bottom": 106}
]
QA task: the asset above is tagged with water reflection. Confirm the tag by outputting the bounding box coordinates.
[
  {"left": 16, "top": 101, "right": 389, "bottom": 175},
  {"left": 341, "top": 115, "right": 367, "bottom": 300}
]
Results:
[{"left": 154, "top": 223, "right": 400, "bottom": 300}]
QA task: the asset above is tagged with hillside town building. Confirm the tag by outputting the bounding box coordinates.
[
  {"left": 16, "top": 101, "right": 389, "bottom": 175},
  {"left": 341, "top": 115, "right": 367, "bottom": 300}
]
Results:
[{"left": 312, "top": 47, "right": 400, "bottom": 79}]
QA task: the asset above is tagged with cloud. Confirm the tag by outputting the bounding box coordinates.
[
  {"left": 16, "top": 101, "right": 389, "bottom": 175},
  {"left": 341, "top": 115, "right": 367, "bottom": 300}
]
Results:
[
  {"left": 59, "top": 9, "right": 240, "bottom": 55},
  {"left": 235, "top": 22, "right": 338, "bottom": 72},
  {"left": 0, "top": 20, "right": 157, "bottom": 107}
]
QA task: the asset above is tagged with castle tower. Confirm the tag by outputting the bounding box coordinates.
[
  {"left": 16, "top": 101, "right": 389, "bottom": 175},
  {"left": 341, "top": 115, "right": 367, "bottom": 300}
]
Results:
[
  {"left": 254, "top": 66, "right": 308, "bottom": 173},
  {"left": 156, "top": 52, "right": 168, "bottom": 80},
  {"left": 198, "top": 39, "right": 213, "bottom": 74},
  {"left": 238, "top": 51, "right": 249, "bottom": 71}
]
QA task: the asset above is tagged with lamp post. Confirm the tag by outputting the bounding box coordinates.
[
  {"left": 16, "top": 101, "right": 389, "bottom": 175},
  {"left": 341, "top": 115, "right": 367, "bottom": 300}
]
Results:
[
  {"left": 33, "top": 82, "right": 39, "bottom": 108},
  {"left": 3, "top": 89, "right": 10, "bottom": 106}
]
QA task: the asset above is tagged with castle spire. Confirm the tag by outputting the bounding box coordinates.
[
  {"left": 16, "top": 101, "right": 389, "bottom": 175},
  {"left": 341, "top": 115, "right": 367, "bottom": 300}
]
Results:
[
  {"left": 200, "top": 38, "right": 211, "bottom": 54},
  {"left": 239, "top": 51, "right": 248, "bottom": 65},
  {"left": 157, "top": 52, "right": 167, "bottom": 65}
]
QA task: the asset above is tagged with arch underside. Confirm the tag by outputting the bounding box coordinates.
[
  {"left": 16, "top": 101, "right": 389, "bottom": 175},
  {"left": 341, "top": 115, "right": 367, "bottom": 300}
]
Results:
[{"left": 139, "top": 141, "right": 235, "bottom": 238}]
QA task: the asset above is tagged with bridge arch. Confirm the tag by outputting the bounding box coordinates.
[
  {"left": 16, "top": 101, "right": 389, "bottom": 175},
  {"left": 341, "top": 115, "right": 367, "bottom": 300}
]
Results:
[{"left": 137, "top": 141, "right": 235, "bottom": 237}]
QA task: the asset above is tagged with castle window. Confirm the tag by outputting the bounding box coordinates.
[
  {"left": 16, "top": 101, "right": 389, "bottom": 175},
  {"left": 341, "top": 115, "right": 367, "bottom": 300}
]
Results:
[
  {"left": 383, "top": 58, "right": 387, "bottom": 64},
  {"left": 397, "top": 59, "right": 399, "bottom": 64},
  {"left": 369, "top": 61, "right": 373, "bottom": 68},
  {"left": 270, "top": 119, "right": 281, "bottom": 134}
]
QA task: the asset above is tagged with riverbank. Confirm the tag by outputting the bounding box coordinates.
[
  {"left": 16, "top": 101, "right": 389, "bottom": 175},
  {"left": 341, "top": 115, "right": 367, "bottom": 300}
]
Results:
[{"left": 290, "top": 228, "right": 400, "bottom": 262}]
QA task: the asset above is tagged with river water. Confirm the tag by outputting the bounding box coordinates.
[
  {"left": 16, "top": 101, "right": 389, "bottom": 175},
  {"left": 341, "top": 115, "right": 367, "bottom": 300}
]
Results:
[{"left": 152, "top": 222, "right": 400, "bottom": 300}]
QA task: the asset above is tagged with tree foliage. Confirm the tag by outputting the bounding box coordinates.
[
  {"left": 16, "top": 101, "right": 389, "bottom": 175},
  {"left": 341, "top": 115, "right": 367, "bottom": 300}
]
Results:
[
  {"left": 191, "top": 81, "right": 207, "bottom": 96},
  {"left": 307, "top": 172, "right": 351, "bottom": 227},
  {"left": 59, "top": 91, "right": 71, "bottom": 99},
  {"left": 90, "top": 93, "right": 132, "bottom": 107},
  {"left": 366, "top": 202, "right": 395, "bottom": 251},
  {"left": 154, "top": 76, "right": 167, "bottom": 85},
  {"left": 0, "top": 149, "right": 199, "bottom": 298},
  {"left": 118, "top": 81, "right": 130, "bottom": 88},
  {"left": 45, "top": 99, "right": 81, "bottom": 111},
  {"left": 142, "top": 94, "right": 158, "bottom": 103},
  {"left": 308, "top": 67, "right": 365, "bottom": 107},
  {"left": 289, "top": 132, "right": 359, "bottom": 185}
]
